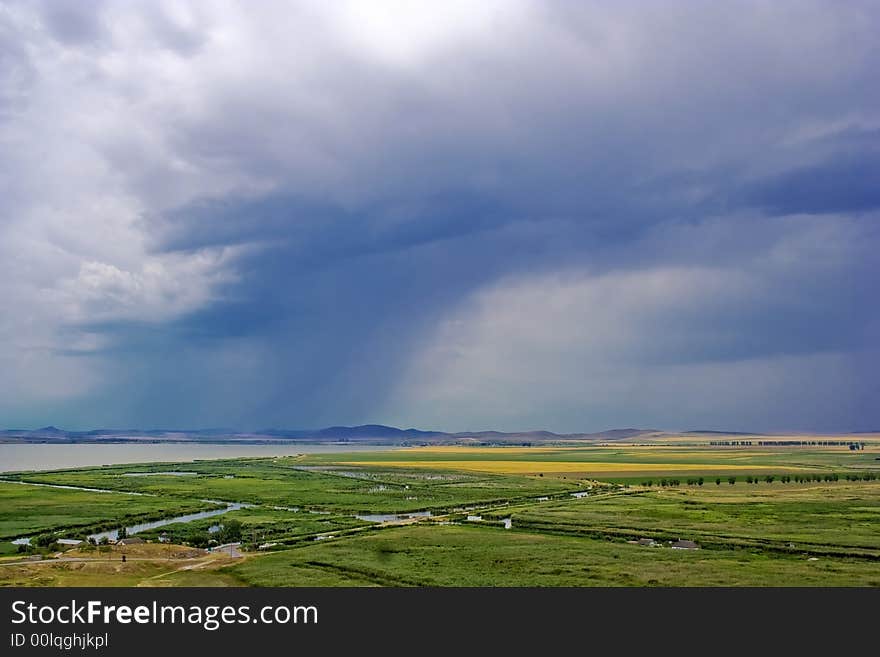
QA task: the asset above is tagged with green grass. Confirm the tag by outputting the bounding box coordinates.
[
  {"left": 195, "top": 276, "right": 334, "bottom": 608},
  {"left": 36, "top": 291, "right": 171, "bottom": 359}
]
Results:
[
  {"left": 6, "top": 458, "right": 575, "bottom": 513},
  {"left": 0, "top": 542, "right": 19, "bottom": 556},
  {"left": 135, "top": 507, "right": 368, "bottom": 545},
  {"left": 487, "top": 482, "right": 880, "bottom": 556},
  {"left": 0, "top": 481, "right": 214, "bottom": 541},
  {"left": 6, "top": 444, "right": 880, "bottom": 587},
  {"left": 227, "top": 523, "right": 880, "bottom": 587}
]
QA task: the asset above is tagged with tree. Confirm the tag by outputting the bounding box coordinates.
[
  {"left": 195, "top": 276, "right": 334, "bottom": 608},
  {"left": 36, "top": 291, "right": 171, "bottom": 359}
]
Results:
[
  {"left": 716, "top": 477, "right": 721, "bottom": 486},
  {"left": 698, "top": 477, "right": 704, "bottom": 486},
  {"left": 728, "top": 476, "right": 736, "bottom": 485},
  {"left": 218, "top": 519, "right": 243, "bottom": 543}
]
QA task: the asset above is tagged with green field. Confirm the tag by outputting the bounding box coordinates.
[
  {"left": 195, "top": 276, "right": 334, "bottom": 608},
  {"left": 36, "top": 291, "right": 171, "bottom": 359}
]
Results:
[
  {"left": 0, "top": 481, "right": 219, "bottom": 541},
  {"left": 4, "top": 458, "right": 575, "bottom": 513},
  {"left": 484, "top": 483, "right": 880, "bottom": 556},
  {"left": 3, "top": 439, "right": 880, "bottom": 586},
  {"left": 227, "top": 523, "right": 880, "bottom": 587},
  {"left": 133, "top": 506, "right": 369, "bottom": 547}
]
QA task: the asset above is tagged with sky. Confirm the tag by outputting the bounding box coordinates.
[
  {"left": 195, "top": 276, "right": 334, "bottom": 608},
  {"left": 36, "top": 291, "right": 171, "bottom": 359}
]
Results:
[{"left": 0, "top": 0, "right": 878, "bottom": 433}]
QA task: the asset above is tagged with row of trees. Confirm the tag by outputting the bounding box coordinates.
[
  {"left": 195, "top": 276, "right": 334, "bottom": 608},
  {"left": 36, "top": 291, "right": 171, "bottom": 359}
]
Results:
[
  {"left": 641, "top": 472, "right": 878, "bottom": 487},
  {"left": 708, "top": 440, "right": 866, "bottom": 448},
  {"left": 150, "top": 519, "right": 243, "bottom": 548}
]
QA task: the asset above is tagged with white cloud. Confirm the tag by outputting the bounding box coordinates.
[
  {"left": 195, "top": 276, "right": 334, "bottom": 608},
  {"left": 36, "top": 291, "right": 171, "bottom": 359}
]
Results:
[
  {"left": 323, "top": 0, "right": 524, "bottom": 68},
  {"left": 52, "top": 249, "right": 242, "bottom": 324}
]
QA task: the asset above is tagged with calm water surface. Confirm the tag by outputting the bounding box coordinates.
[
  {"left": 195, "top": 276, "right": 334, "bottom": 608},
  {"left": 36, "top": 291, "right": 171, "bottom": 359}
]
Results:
[{"left": 0, "top": 443, "right": 395, "bottom": 473}]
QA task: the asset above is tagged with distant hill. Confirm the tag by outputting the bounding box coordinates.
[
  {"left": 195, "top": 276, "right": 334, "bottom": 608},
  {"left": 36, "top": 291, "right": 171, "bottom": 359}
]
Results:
[
  {"left": 0, "top": 424, "right": 663, "bottom": 445},
  {"left": 258, "top": 425, "right": 449, "bottom": 440},
  {"left": 682, "top": 430, "right": 758, "bottom": 436}
]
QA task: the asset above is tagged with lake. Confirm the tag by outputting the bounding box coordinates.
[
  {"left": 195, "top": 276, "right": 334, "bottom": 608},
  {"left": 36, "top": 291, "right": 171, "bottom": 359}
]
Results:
[{"left": 0, "top": 443, "right": 395, "bottom": 473}]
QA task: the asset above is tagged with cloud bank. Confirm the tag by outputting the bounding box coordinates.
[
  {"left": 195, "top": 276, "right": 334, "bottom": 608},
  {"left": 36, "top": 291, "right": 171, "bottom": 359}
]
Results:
[{"left": 1, "top": 1, "right": 878, "bottom": 431}]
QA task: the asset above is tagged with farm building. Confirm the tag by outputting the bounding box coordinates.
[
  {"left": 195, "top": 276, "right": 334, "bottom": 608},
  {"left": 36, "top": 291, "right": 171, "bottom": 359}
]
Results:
[
  {"left": 117, "top": 537, "right": 145, "bottom": 546},
  {"left": 671, "top": 539, "right": 699, "bottom": 550}
]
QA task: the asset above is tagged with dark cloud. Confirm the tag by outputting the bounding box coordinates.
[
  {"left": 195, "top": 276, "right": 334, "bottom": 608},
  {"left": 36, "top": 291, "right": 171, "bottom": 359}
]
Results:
[
  {"left": 2, "top": 1, "right": 879, "bottom": 431},
  {"left": 743, "top": 148, "right": 880, "bottom": 215}
]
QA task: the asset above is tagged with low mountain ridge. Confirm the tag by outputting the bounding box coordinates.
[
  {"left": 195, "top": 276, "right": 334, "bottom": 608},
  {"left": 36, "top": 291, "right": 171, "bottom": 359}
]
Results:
[{"left": 0, "top": 424, "right": 661, "bottom": 445}]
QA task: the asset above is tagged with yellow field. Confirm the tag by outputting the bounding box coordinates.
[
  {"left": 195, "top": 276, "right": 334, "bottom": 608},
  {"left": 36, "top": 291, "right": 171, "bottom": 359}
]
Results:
[
  {"left": 341, "top": 460, "right": 796, "bottom": 475},
  {"left": 404, "top": 446, "right": 576, "bottom": 455},
  {"left": 405, "top": 446, "right": 797, "bottom": 458}
]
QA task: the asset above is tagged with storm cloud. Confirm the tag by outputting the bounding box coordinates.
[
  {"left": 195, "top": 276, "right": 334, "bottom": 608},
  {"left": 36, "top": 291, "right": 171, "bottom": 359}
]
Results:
[{"left": 1, "top": 1, "right": 878, "bottom": 431}]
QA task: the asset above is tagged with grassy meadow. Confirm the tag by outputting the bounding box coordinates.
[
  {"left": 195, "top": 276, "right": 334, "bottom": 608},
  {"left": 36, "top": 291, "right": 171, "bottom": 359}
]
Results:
[
  {"left": 227, "top": 523, "right": 880, "bottom": 587},
  {"left": 3, "top": 457, "right": 576, "bottom": 513},
  {"left": 2, "top": 435, "right": 879, "bottom": 586},
  {"left": 0, "top": 481, "right": 219, "bottom": 541}
]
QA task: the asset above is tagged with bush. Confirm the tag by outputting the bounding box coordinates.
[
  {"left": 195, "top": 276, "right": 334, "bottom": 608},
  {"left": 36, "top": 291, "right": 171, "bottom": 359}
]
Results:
[
  {"left": 34, "top": 534, "right": 56, "bottom": 548},
  {"left": 216, "top": 519, "right": 243, "bottom": 544}
]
